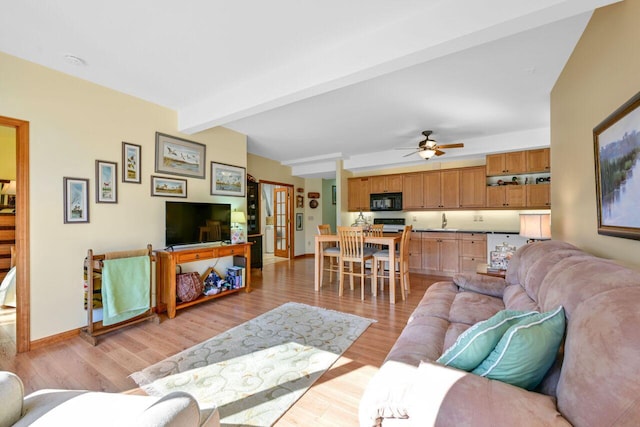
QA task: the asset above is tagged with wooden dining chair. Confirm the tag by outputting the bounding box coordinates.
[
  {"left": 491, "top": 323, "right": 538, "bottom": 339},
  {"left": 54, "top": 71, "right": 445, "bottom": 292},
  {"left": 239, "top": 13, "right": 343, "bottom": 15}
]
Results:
[
  {"left": 317, "top": 224, "right": 340, "bottom": 287},
  {"left": 366, "top": 224, "right": 385, "bottom": 250},
  {"left": 337, "top": 226, "right": 376, "bottom": 300},
  {"left": 372, "top": 225, "right": 412, "bottom": 300}
]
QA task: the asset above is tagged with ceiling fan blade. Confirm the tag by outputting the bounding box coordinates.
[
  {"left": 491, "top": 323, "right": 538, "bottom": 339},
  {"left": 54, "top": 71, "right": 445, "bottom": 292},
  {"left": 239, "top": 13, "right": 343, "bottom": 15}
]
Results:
[
  {"left": 403, "top": 150, "right": 420, "bottom": 157},
  {"left": 437, "top": 143, "right": 464, "bottom": 149},
  {"left": 434, "top": 149, "right": 446, "bottom": 156}
]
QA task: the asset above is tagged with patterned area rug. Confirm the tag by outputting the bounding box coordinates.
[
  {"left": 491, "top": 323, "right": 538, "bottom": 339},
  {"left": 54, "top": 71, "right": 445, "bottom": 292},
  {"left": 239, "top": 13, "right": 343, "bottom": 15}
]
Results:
[{"left": 131, "top": 302, "right": 375, "bottom": 426}]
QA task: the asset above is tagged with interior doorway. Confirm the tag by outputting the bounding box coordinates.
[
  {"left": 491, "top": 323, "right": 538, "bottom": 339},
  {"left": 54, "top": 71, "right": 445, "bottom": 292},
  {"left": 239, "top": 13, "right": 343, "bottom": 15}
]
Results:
[
  {"left": 260, "top": 181, "right": 293, "bottom": 262},
  {"left": 0, "top": 115, "right": 30, "bottom": 353}
]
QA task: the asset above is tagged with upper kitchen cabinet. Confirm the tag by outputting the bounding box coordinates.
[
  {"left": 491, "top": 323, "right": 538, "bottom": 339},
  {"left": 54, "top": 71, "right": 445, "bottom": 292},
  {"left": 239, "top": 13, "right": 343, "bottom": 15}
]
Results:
[
  {"left": 459, "top": 166, "right": 486, "bottom": 208},
  {"left": 370, "top": 174, "right": 403, "bottom": 194},
  {"left": 347, "top": 177, "right": 371, "bottom": 212},
  {"left": 486, "top": 151, "right": 527, "bottom": 176},
  {"left": 424, "top": 170, "right": 459, "bottom": 209},
  {"left": 526, "top": 148, "right": 550, "bottom": 173},
  {"left": 402, "top": 173, "right": 424, "bottom": 210}
]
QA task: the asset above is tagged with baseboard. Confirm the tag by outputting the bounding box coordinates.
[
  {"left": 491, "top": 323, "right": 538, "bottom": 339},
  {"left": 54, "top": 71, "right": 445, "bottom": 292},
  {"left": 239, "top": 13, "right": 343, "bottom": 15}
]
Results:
[{"left": 30, "top": 328, "right": 80, "bottom": 350}]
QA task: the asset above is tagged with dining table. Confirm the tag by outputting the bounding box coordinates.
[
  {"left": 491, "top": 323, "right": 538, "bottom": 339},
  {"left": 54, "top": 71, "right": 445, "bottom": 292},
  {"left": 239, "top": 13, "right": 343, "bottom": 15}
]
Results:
[{"left": 314, "top": 232, "right": 402, "bottom": 304}]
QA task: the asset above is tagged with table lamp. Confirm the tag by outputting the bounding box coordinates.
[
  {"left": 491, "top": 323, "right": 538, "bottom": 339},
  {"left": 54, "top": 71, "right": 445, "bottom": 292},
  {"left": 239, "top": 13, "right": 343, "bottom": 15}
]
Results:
[
  {"left": 519, "top": 213, "right": 551, "bottom": 243},
  {"left": 1, "top": 180, "right": 16, "bottom": 208},
  {"left": 230, "top": 210, "right": 247, "bottom": 244}
]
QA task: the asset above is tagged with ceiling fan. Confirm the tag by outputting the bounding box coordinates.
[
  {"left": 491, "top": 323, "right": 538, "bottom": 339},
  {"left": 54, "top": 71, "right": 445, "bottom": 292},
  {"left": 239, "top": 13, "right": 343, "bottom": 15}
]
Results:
[{"left": 400, "top": 130, "right": 464, "bottom": 159}]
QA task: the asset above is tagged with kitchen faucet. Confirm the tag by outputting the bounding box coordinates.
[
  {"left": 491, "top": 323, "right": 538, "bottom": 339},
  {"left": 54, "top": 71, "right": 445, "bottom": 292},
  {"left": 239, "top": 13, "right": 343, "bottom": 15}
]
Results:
[{"left": 442, "top": 213, "right": 447, "bottom": 229}]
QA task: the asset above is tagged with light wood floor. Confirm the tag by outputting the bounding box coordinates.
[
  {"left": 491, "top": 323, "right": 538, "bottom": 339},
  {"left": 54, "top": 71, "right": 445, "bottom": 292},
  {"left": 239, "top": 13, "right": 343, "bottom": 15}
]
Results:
[{"left": 0, "top": 257, "right": 443, "bottom": 426}]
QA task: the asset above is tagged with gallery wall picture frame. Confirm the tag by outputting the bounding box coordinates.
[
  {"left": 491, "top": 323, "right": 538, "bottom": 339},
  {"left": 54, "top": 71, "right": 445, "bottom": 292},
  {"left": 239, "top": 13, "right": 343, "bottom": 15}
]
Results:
[
  {"left": 63, "top": 177, "right": 89, "bottom": 223},
  {"left": 122, "top": 141, "right": 141, "bottom": 183},
  {"left": 150, "top": 175, "right": 188, "bottom": 198},
  {"left": 210, "top": 162, "right": 246, "bottom": 196},
  {"left": 332, "top": 185, "right": 337, "bottom": 205},
  {"left": 296, "top": 212, "right": 303, "bottom": 231},
  {"left": 593, "top": 90, "right": 640, "bottom": 240},
  {"left": 95, "top": 160, "right": 117, "bottom": 203},
  {"left": 155, "top": 132, "right": 206, "bottom": 179}
]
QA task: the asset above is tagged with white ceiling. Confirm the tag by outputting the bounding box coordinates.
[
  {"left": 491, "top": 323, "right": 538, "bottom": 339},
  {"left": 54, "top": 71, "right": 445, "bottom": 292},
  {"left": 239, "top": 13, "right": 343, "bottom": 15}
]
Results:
[{"left": 0, "top": 0, "right": 621, "bottom": 178}]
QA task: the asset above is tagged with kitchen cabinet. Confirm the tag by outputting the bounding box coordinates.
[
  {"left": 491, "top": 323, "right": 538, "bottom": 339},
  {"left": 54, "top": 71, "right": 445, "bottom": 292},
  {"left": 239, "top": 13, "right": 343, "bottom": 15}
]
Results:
[
  {"left": 526, "top": 148, "right": 550, "bottom": 173},
  {"left": 402, "top": 173, "right": 424, "bottom": 209},
  {"left": 459, "top": 233, "right": 487, "bottom": 273},
  {"left": 486, "top": 151, "right": 527, "bottom": 176},
  {"left": 459, "top": 166, "right": 486, "bottom": 208},
  {"left": 370, "top": 174, "right": 403, "bottom": 194},
  {"left": 424, "top": 170, "right": 459, "bottom": 209},
  {"left": 408, "top": 231, "right": 423, "bottom": 270},
  {"left": 526, "top": 183, "right": 551, "bottom": 208},
  {"left": 347, "top": 177, "right": 371, "bottom": 212},
  {"left": 486, "top": 185, "right": 526, "bottom": 208},
  {"left": 421, "top": 232, "right": 459, "bottom": 275}
]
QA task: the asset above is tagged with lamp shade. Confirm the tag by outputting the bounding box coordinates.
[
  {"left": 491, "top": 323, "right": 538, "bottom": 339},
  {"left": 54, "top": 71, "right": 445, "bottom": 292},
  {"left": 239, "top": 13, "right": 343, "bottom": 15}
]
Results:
[
  {"left": 419, "top": 149, "right": 436, "bottom": 159},
  {"left": 231, "top": 211, "right": 246, "bottom": 225},
  {"left": 1, "top": 180, "right": 16, "bottom": 195},
  {"left": 519, "top": 214, "right": 551, "bottom": 240}
]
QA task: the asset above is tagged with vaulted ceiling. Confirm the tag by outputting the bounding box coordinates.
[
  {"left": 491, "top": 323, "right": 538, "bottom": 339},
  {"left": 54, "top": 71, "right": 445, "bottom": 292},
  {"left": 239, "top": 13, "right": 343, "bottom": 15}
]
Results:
[{"left": 0, "top": 0, "right": 621, "bottom": 177}]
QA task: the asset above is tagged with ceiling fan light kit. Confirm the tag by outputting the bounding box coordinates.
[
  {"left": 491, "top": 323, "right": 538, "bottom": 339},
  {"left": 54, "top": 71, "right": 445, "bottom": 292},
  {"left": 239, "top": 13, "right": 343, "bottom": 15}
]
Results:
[{"left": 419, "top": 149, "right": 436, "bottom": 159}]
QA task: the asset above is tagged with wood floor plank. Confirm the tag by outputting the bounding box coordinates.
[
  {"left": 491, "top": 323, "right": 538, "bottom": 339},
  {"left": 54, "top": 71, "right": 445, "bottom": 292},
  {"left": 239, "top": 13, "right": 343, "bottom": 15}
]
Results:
[{"left": 0, "top": 257, "right": 444, "bottom": 425}]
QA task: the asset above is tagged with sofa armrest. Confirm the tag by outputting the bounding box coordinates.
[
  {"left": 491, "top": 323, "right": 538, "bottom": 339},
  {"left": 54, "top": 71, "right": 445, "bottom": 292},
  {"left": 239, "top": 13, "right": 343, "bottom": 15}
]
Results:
[
  {"left": 453, "top": 273, "right": 507, "bottom": 298},
  {"left": 409, "top": 362, "right": 571, "bottom": 427},
  {"left": 0, "top": 371, "right": 24, "bottom": 427}
]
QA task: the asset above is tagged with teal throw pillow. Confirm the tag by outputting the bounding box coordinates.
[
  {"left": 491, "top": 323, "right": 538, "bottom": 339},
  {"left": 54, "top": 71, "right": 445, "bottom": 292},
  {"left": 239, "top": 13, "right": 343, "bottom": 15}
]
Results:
[
  {"left": 472, "top": 306, "right": 565, "bottom": 390},
  {"left": 437, "top": 310, "right": 537, "bottom": 371}
]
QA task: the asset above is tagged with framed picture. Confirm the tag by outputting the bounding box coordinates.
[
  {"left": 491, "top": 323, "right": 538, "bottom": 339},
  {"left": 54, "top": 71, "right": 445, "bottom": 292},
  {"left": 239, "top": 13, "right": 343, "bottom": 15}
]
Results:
[
  {"left": 296, "top": 212, "right": 303, "bottom": 231},
  {"left": 155, "top": 132, "right": 206, "bottom": 179},
  {"left": 63, "top": 177, "right": 89, "bottom": 223},
  {"left": 95, "top": 160, "right": 117, "bottom": 203},
  {"left": 151, "top": 175, "right": 187, "bottom": 198},
  {"left": 332, "top": 185, "right": 337, "bottom": 205},
  {"left": 122, "top": 142, "right": 141, "bottom": 183},
  {"left": 594, "top": 90, "right": 640, "bottom": 240},
  {"left": 210, "top": 162, "right": 246, "bottom": 196}
]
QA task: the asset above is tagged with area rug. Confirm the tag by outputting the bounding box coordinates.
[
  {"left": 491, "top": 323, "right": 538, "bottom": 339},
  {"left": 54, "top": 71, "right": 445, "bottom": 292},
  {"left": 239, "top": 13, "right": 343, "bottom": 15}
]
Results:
[{"left": 131, "top": 302, "right": 375, "bottom": 426}]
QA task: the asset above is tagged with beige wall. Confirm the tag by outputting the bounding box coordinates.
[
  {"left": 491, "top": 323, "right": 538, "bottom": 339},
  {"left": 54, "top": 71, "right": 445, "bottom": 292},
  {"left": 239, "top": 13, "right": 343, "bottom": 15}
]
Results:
[
  {"left": 0, "top": 52, "right": 247, "bottom": 340},
  {"left": 551, "top": 0, "right": 640, "bottom": 269},
  {"left": 0, "top": 125, "right": 16, "bottom": 180}
]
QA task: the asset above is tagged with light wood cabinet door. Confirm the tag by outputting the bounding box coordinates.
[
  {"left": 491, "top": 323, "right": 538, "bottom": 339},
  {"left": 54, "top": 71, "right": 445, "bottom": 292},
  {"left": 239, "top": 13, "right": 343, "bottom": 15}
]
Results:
[
  {"left": 441, "top": 170, "right": 460, "bottom": 208},
  {"left": 526, "top": 183, "right": 551, "bottom": 207},
  {"left": 504, "top": 151, "right": 527, "bottom": 174},
  {"left": 409, "top": 231, "right": 422, "bottom": 269},
  {"left": 347, "top": 177, "right": 370, "bottom": 211},
  {"left": 403, "top": 173, "right": 424, "bottom": 209},
  {"left": 505, "top": 185, "right": 526, "bottom": 207},
  {"left": 460, "top": 238, "right": 486, "bottom": 258},
  {"left": 386, "top": 175, "right": 403, "bottom": 192},
  {"left": 526, "top": 148, "right": 550, "bottom": 173},
  {"left": 423, "top": 171, "right": 442, "bottom": 209},
  {"left": 421, "top": 237, "right": 440, "bottom": 273},
  {"left": 440, "top": 238, "right": 459, "bottom": 275},
  {"left": 460, "top": 166, "right": 486, "bottom": 208},
  {"left": 486, "top": 186, "right": 505, "bottom": 207},
  {"left": 485, "top": 154, "right": 506, "bottom": 176},
  {"left": 369, "top": 176, "right": 386, "bottom": 194}
]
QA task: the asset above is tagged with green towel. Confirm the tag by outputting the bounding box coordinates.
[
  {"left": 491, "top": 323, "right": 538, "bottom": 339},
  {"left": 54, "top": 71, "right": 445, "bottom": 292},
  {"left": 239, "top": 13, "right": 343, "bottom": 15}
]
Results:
[{"left": 101, "top": 255, "right": 150, "bottom": 326}]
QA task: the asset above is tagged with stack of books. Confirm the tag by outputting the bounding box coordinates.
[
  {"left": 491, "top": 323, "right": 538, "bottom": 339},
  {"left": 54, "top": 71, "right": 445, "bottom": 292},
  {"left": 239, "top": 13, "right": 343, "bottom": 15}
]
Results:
[{"left": 226, "top": 266, "right": 245, "bottom": 289}]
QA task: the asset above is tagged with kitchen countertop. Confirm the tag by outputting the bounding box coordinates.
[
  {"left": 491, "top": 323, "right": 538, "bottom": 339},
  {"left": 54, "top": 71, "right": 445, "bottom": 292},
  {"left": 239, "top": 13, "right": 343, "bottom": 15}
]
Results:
[{"left": 412, "top": 229, "right": 520, "bottom": 234}]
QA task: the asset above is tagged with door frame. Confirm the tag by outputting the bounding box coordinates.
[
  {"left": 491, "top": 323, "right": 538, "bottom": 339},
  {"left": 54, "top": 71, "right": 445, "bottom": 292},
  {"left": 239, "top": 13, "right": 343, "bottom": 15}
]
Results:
[
  {"left": 259, "top": 180, "right": 294, "bottom": 258},
  {"left": 0, "top": 115, "right": 30, "bottom": 352}
]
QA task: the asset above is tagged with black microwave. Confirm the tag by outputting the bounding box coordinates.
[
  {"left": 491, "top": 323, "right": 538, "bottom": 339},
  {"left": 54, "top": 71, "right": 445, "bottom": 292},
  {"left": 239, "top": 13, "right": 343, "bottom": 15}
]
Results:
[{"left": 370, "top": 192, "right": 403, "bottom": 211}]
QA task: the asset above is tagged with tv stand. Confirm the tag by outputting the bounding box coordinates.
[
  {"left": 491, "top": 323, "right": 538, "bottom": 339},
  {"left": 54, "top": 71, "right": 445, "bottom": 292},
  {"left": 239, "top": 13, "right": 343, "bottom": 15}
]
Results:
[{"left": 155, "top": 243, "right": 251, "bottom": 319}]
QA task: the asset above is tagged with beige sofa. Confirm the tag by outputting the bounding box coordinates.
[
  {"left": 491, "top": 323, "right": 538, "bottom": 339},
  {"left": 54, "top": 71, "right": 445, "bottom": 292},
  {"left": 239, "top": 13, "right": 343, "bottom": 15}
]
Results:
[
  {"left": 0, "top": 371, "right": 219, "bottom": 427},
  {"left": 360, "top": 240, "right": 640, "bottom": 426}
]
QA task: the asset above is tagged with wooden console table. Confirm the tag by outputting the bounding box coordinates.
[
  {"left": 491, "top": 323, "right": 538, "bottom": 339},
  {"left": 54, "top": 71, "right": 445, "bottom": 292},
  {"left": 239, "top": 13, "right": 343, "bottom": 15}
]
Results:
[{"left": 156, "top": 243, "right": 251, "bottom": 319}]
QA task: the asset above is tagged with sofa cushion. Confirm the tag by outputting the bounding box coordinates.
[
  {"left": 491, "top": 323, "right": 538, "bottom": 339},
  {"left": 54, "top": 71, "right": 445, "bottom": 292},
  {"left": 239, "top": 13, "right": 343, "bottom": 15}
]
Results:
[
  {"left": 448, "top": 291, "right": 505, "bottom": 326},
  {"left": 437, "top": 310, "right": 536, "bottom": 371},
  {"left": 472, "top": 306, "right": 565, "bottom": 390},
  {"left": 453, "top": 273, "right": 507, "bottom": 298},
  {"left": 502, "top": 284, "right": 539, "bottom": 312}
]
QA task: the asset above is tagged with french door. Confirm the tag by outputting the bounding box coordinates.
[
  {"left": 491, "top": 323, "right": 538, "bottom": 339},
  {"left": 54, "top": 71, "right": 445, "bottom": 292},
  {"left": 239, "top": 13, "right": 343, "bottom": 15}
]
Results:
[{"left": 274, "top": 187, "right": 289, "bottom": 257}]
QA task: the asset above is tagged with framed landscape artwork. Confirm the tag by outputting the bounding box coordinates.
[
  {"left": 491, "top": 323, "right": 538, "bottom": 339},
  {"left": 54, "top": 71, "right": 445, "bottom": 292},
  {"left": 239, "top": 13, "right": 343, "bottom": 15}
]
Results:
[
  {"left": 210, "top": 162, "right": 246, "bottom": 197},
  {"left": 122, "top": 142, "right": 141, "bottom": 183},
  {"left": 155, "top": 132, "right": 206, "bottom": 179},
  {"left": 95, "top": 160, "right": 117, "bottom": 203},
  {"left": 151, "top": 175, "right": 187, "bottom": 198},
  {"left": 594, "top": 90, "right": 640, "bottom": 240},
  {"left": 63, "top": 177, "right": 89, "bottom": 223}
]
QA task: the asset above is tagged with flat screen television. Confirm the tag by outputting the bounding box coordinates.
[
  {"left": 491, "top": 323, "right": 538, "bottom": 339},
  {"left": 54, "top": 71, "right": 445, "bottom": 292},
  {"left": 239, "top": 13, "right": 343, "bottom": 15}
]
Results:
[{"left": 165, "top": 201, "right": 231, "bottom": 247}]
